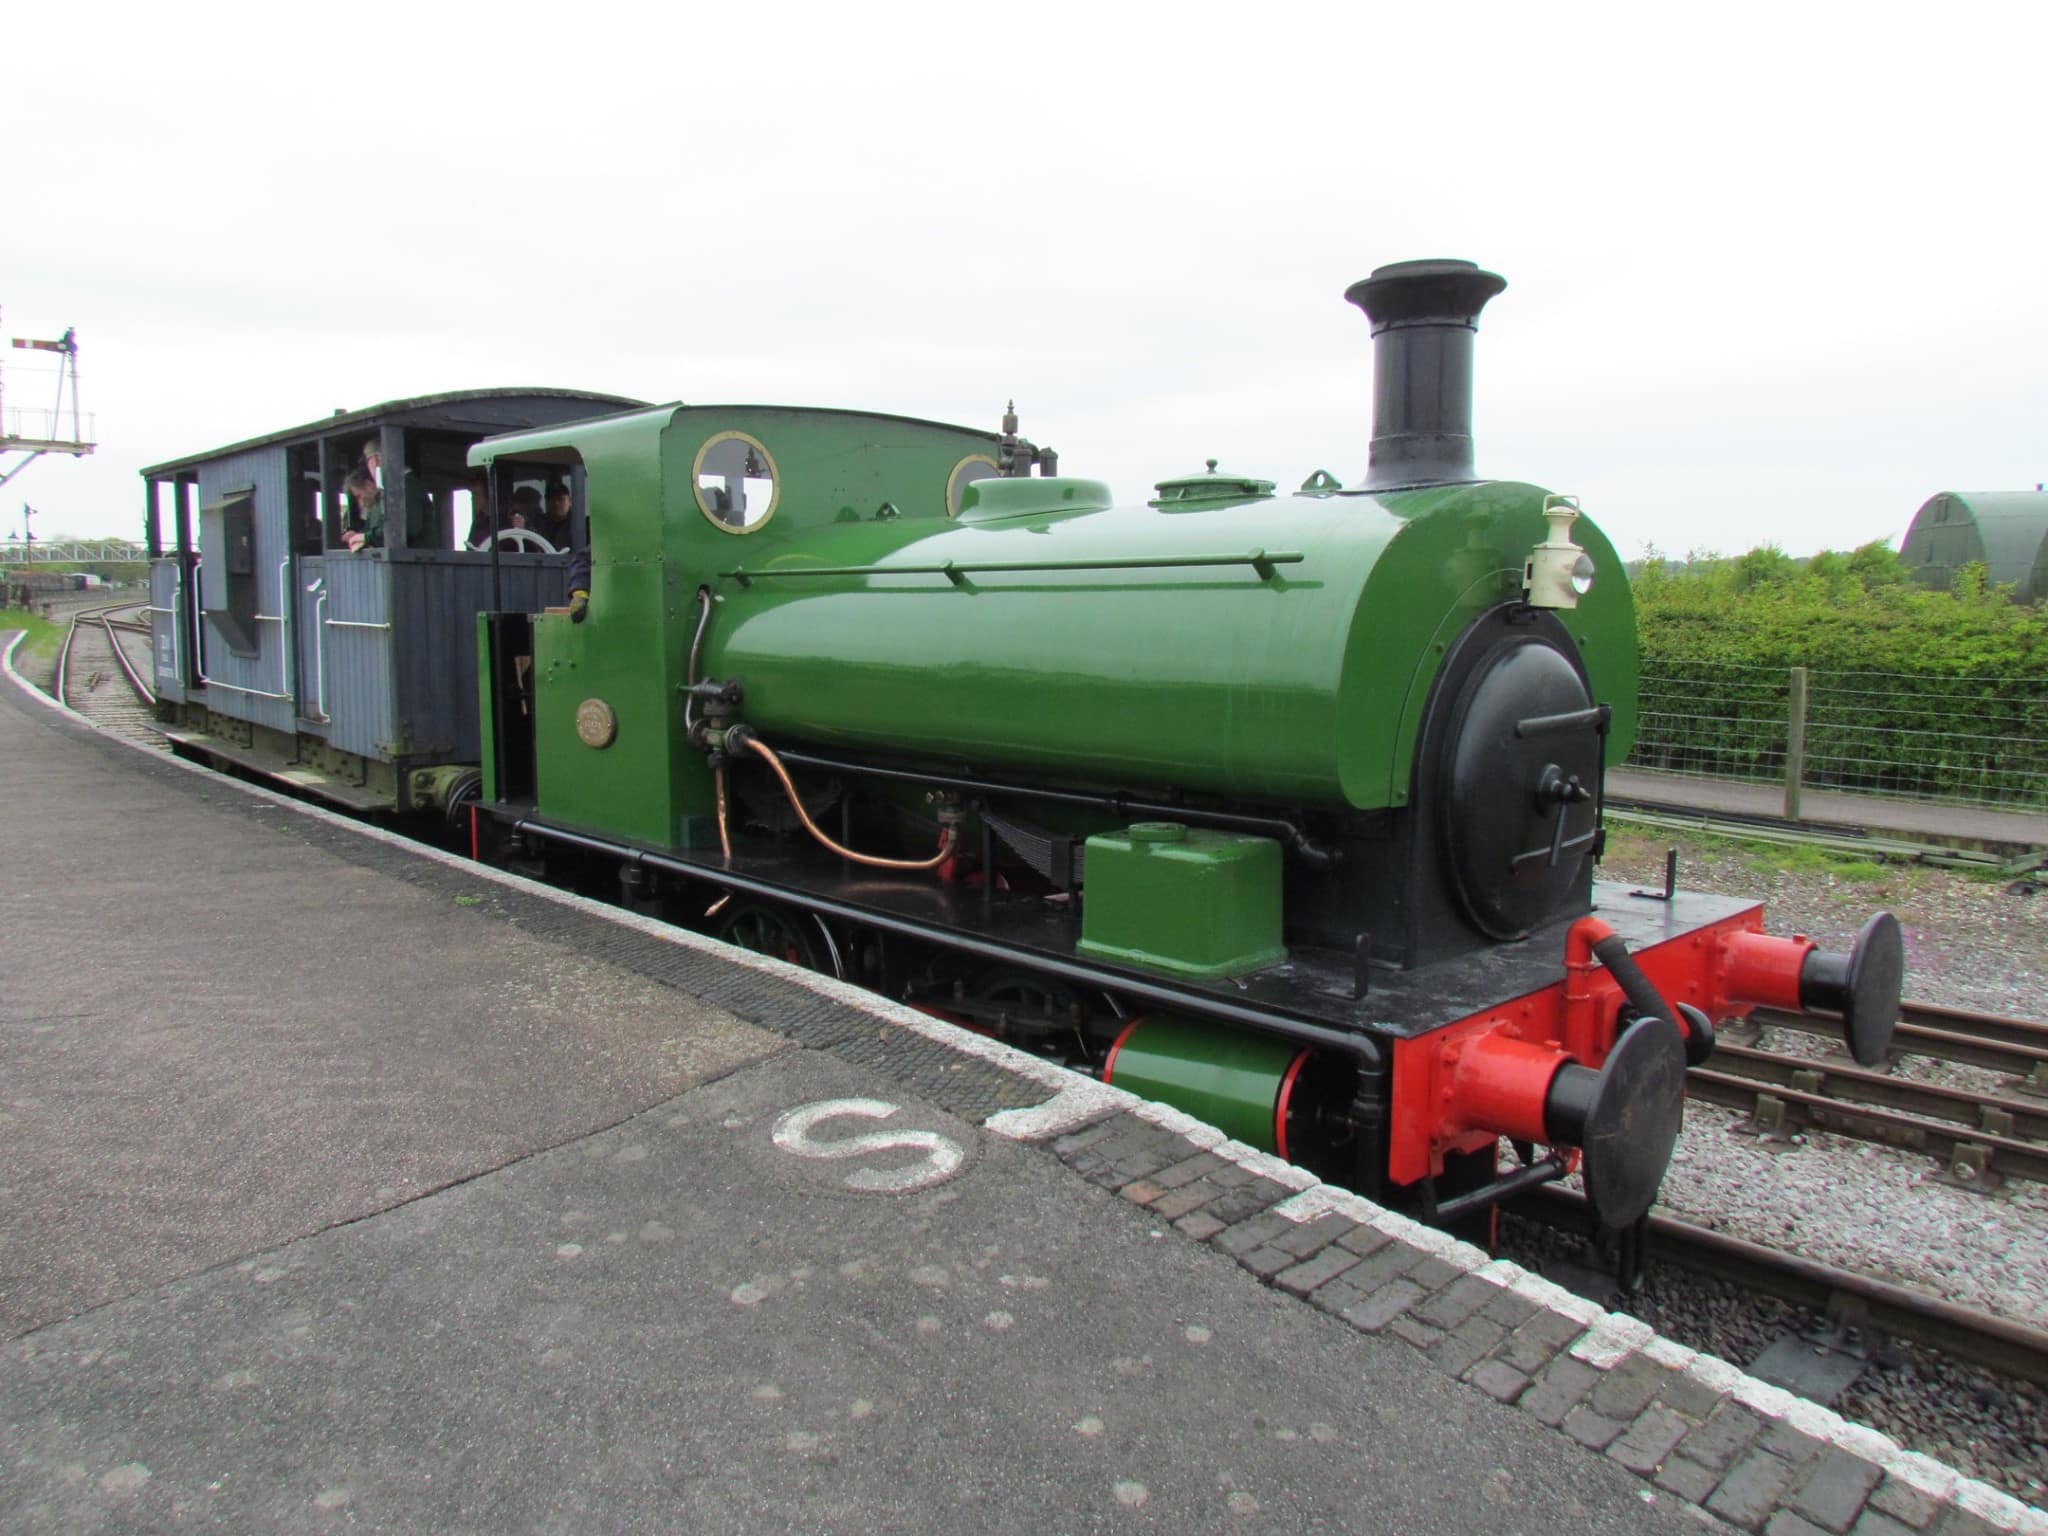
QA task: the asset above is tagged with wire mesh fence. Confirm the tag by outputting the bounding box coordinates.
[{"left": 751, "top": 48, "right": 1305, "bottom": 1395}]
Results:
[{"left": 1628, "top": 663, "right": 2048, "bottom": 810}]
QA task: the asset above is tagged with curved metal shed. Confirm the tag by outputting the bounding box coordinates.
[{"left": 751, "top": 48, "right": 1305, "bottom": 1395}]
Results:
[{"left": 1900, "top": 490, "right": 2048, "bottom": 601}]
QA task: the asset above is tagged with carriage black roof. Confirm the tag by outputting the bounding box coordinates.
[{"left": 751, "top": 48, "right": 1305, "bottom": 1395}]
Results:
[{"left": 139, "top": 388, "right": 650, "bottom": 477}]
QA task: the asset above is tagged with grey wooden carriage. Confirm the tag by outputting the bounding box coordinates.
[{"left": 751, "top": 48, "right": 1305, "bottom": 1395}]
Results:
[{"left": 142, "top": 389, "right": 645, "bottom": 813}]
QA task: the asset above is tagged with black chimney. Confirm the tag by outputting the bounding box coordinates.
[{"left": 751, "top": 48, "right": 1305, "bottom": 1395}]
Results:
[{"left": 1344, "top": 258, "right": 1507, "bottom": 492}]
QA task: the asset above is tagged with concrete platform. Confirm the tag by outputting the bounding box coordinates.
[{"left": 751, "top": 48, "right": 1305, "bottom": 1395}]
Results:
[{"left": 3, "top": 637, "right": 2039, "bottom": 1536}]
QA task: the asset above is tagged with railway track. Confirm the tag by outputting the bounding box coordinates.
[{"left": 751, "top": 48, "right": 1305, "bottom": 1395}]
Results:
[
  {"left": 55, "top": 601, "right": 161, "bottom": 742},
  {"left": 1755, "top": 999, "right": 2048, "bottom": 1082},
  {"left": 1506, "top": 1185, "right": 2048, "bottom": 1505},
  {"left": 1696, "top": 1001, "right": 2048, "bottom": 1189},
  {"left": 1514, "top": 1186, "right": 2048, "bottom": 1388}
]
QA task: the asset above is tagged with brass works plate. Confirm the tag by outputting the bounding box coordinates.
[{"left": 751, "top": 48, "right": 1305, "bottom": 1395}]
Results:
[{"left": 575, "top": 698, "right": 618, "bottom": 749}]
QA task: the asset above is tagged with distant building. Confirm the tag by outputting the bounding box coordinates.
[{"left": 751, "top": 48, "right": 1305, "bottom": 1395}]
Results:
[{"left": 1900, "top": 490, "right": 2048, "bottom": 602}]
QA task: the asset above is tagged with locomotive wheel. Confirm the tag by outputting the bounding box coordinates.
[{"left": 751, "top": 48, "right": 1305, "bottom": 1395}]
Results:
[
  {"left": 962, "top": 972, "right": 1130, "bottom": 1057},
  {"left": 712, "top": 901, "right": 845, "bottom": 979},
  {"left": 969, "top": 971, "right": 1078, "bottom": 1033}
]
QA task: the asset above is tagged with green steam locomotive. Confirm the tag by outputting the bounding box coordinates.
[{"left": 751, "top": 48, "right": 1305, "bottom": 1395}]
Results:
[{"left": 199, "top": 260, "right": 1910, "bottom": 1237}]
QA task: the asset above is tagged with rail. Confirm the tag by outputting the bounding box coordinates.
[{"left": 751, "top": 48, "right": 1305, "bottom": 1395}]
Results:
[
  {"left": 98, "top": 609, "right": 156, "bottom": 706},
  {"left": 1707, "top": 1042, "right": 2048, "bottom": 1139},
  {"left": 53, "top": 611, "right": 75, "bottom": 701},
  {"left": 1517, "top": 1187, "right": 2048, "bottom": 1387},
  {"left": 1748, "top": 1001, "right": 2048, "bottom": 1085},
  {"left": 1696, "top": 999, "right": 2048, "bottom": 1187},
  {"left": 718, "top": 550, "right": 1306, "bottom": 588},
  {"left": 53, "top": 610, "right": 74, "bottom": 702},
  {"left": 56, "top": 601, "right": 157, "bottom": 714}
]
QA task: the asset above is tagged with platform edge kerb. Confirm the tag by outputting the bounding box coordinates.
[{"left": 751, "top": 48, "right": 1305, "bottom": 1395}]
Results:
[
  {"left": 1062, "top": 1109, "right": 2046, "bottom": 1532},
  {"left": 7, "top": 636, "right": 2041, "bottom": 1532}
]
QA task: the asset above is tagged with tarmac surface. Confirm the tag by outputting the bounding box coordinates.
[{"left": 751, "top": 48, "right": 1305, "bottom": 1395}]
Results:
[
  {"left": 1607, "top": 768, "right": 2048, "bottom": 854},
  {"left": 0, "top": 658, "right": 1709, "bottom": 1532}
]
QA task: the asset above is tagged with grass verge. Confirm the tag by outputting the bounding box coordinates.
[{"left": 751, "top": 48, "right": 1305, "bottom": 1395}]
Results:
[
  {"left": 0, "top": 606, "right": 66, "bottom": 684},
  {"left": 1606, "top": 825, "right": 1921, "bottom": 886}
]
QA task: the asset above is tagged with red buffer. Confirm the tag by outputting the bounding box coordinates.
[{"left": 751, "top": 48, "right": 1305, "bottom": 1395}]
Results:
[{"left": 1391, "top": 910, "right": 1903, "bottom": 1227}]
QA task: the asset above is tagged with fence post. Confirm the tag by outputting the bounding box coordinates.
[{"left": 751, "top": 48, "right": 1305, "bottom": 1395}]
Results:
[{"left": 1784, "top": 665, "right": 1808, "bottom": 820}]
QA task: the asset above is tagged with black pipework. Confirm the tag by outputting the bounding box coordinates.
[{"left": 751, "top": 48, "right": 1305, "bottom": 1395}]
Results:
[{"left": 757, "top": 745, "right": 1340, "bottom": 869}]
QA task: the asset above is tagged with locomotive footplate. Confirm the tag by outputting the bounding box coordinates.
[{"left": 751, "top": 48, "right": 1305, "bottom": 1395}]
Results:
[{"left": 489, "top": 805, "right": 1753, "bottom": 1040}]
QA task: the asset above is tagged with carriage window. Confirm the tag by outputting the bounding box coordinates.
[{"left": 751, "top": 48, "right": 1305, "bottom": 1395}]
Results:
[
  {"left": 201, "top": 488, "right": 260, "bottom": 656},
  {"left": 286, "top": 446, "right": 329, "bottom": 554},
  {"left": 694, "top": 431, "right": 778, "bottom": 533},
  {"left": 453, "top": 486, "right": 487, "bottom": 549}
]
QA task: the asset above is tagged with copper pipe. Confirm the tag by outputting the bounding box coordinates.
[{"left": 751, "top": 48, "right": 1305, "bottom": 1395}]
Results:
[{"left": 744, "top": 735, "right": 954, "bottom": 871}]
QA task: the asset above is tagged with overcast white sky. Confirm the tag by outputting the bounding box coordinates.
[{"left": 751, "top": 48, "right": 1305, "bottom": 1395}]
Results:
[{"left": 4, "top": 2, "right": 2042, "bottom": 558}]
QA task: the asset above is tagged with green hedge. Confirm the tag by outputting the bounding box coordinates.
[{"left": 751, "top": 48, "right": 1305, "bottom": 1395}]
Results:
[{"left": 1628, "top": 546, "right": 2048, "bottom": 805}]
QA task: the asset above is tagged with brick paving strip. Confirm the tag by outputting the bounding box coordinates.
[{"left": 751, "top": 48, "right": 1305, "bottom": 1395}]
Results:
[
  {"left": 8, "top": 641, "right": 2045, "bottom": 1536},
  {"left": 1043, "top": 1101, "right": 2048, "bottom": 1536}
]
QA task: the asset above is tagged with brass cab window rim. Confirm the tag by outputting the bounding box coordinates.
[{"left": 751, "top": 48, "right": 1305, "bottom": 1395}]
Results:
[
  {"left": 693, "top": 429, "right": 780, "bottom": 536},
  {"left": 945, "top": 453, "right": 1000, "bottom": 519}
]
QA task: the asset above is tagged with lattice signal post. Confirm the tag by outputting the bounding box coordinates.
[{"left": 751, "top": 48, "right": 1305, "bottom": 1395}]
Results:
[{"left": 1, "top": 317, "right": 96, "bottom": 490}]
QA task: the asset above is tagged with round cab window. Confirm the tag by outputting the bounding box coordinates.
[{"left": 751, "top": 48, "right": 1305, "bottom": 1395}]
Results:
[
  {"left": 694, "top": 431, "right": 779, "bottom": 534},
  {"left": 946, "top": 454, "right": 1000, "bottom": 518}
]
